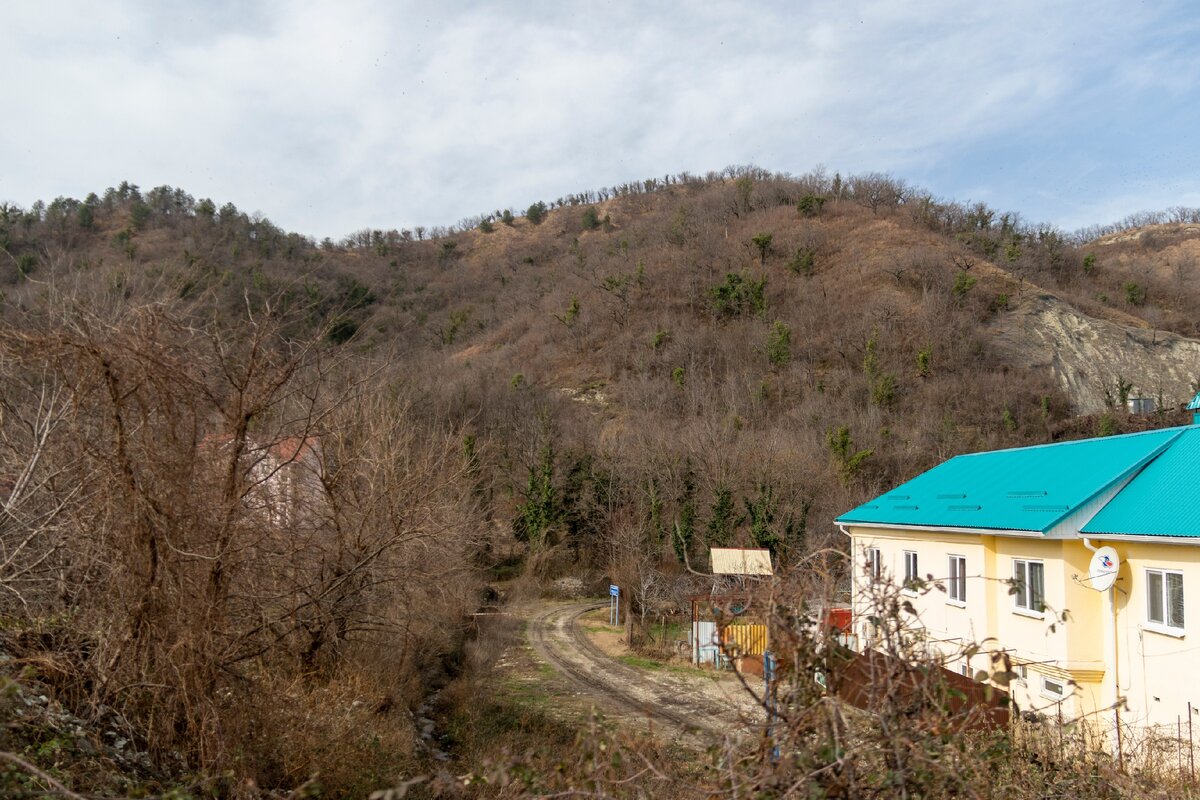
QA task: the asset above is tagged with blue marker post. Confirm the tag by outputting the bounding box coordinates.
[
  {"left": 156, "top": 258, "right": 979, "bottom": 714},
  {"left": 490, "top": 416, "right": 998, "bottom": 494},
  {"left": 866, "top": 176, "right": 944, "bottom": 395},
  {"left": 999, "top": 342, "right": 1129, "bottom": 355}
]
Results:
[
  {"left": 764, "top": 651, "right": 780, "bottom": 763},
  {"left": 609, "top": 584, "right": 619, "bottom": 625}
]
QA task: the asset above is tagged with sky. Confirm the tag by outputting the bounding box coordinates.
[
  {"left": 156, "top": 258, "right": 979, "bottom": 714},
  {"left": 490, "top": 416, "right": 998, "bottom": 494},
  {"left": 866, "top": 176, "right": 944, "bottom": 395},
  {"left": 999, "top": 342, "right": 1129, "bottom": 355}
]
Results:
[{"left": 5, "top": 1, "right": 1200, "bottom": 240}]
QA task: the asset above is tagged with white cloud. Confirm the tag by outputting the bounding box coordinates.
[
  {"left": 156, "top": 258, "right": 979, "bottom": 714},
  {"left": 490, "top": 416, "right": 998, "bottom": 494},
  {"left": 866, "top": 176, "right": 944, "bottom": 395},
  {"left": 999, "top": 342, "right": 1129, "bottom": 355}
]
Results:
[{"left": 1, "top": 0, "right": 1195, "bottom": 238}]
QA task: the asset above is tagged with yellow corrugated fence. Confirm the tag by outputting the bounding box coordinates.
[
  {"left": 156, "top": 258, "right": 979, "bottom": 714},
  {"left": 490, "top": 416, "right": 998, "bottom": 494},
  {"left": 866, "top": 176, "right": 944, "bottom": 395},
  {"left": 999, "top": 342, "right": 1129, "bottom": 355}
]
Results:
[{"left": 721, "top": 624, "right": 768, "bottom": 656}]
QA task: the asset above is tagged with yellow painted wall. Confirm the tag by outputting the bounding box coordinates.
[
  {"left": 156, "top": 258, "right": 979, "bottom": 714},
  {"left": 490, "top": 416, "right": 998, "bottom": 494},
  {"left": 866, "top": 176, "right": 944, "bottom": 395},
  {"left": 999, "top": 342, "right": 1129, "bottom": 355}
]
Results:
[
  {"left": 847, "top": 526, "right": 1114, "bottom": 721},
  {"left": 1109, "top": 541, "right": 1200, "bottom": 739}
]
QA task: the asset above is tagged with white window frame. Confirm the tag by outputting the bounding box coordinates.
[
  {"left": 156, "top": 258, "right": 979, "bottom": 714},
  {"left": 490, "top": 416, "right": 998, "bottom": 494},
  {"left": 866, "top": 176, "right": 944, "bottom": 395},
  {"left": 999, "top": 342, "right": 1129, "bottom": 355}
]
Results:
[
  {"left": 1012, "top": 558, "right": 1046, "bottom": 618},
  {"left": 947, "top": 555, "right": 967, "bottom": 606},
  {"left": 1041, "top": 676, "right": 1066, "bottom": 700},
  {"left": 902, "top": 550, "right": 919, "bottom": 595},
  {"left": 1145, "top": 568, "right": 1185, "bottom": 636},
  {"left": 866, "top": 547, "right": 881, "bottom": 582}
]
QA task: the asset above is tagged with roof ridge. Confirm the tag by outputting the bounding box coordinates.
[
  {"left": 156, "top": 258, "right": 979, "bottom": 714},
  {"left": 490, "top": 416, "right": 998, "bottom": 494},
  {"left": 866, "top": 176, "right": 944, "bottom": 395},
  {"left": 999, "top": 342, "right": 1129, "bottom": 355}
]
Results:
[{"left": 954, "top": 425, "right": 1188, "bottom": 459}]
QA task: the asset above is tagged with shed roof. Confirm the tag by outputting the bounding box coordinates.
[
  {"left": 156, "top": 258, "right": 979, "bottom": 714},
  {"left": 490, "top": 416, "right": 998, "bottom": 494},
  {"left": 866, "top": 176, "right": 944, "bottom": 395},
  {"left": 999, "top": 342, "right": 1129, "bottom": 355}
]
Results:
[
  {"left": 1188, "top": 391, "right": 1200, "bottom": 411},
  {"left": 1082, "top": 427, "right": 1200, "bottom": 538},
  {"left": 836, "top": 427, "right": 1185, "bottom": 534},
  {"left": 710, "top": 547, "right": 774, "bottom": 575}
]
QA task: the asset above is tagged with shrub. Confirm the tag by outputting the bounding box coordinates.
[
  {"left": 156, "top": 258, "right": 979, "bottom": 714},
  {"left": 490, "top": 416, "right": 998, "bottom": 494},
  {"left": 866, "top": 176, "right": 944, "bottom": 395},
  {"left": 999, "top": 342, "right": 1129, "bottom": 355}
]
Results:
[
  {"left": 953, "top": 270, "right": 977, "bottom": 297},
  {"left": 708, "top": 272, "right": 766, "bottom": 318},
  {"left": 479, "top": 218, "right": 495, "bottom": 233},
  {"left": 751, "top": 232, "right": 773, "bottom": 264},
  {"left": 796, "top": 194, "right": 826, "bottom": 217},
  {"left": 581, "top": 207, "right": 600, "bottom": 231},
  {"left": 1123, "top": 281, "right": 1146, "bottom": 305},
  {"left": 786, "top": 246, "right": 815, "bottom": 276},
  {"left": 526, "top": 201, "right": 548, "bottom": 225},
  {"left": 767, "top": 321, "right": 791, "bottom": 368}
]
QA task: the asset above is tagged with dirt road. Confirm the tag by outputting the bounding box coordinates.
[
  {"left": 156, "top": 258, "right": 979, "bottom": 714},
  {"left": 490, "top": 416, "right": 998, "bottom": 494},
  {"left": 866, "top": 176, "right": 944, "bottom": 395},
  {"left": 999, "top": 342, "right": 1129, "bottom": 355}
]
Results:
[{"left": 525, "top": 601, "right": 763, "bottom": 739}]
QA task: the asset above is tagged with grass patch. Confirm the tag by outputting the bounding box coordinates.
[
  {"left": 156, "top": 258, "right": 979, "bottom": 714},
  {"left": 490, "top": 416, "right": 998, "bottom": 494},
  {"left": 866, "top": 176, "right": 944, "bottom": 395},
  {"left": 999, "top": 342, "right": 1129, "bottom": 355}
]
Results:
[{"left": 618, "top": 655, "right": 665, "bottom": 671}]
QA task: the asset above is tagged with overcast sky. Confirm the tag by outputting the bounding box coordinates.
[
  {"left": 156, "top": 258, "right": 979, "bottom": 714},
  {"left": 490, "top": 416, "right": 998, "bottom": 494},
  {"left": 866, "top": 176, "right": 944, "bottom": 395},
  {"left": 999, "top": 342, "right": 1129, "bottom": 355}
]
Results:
[{"left": 5, "top": 1, "right": 1200, "bottom": 239}]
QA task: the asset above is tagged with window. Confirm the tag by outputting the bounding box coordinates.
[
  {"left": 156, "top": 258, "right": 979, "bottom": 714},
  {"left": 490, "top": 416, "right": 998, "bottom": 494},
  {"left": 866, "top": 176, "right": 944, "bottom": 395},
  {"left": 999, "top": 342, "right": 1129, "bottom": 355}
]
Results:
[
  {"left": 1041, "top": 676, "right": 1065, "bottom": 700},
  {"left": 948, "top": 555, "right": 967, "bottom": 604},
  {"left": 1147, "top": 568, "right": 1185, "bottom": 631},
  {"left": 867, "top": 547, "right": 881, "bottom": 581},
  {"left": 959, "top": 663, "right": 970, "bottom": 678},
  {"left": 903, "top": 550, "right": 919, "bottom": 592},
  {"left": 1013, "top": 559, "right": 1045, "bottom": 614}
]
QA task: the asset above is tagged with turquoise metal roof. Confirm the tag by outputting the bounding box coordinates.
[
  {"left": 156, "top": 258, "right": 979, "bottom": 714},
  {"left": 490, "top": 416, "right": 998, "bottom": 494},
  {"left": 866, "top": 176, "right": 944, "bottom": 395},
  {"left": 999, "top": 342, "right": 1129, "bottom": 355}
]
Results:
[
  {"left": 1188, "top": 391, "right": 1200, "bottom": 411},
  {"left": 837, "top": 427, "right": 1185, "bottom": 533},
  {"left": 1082, "top": 427, "right": 1200, "bottom": 538}
]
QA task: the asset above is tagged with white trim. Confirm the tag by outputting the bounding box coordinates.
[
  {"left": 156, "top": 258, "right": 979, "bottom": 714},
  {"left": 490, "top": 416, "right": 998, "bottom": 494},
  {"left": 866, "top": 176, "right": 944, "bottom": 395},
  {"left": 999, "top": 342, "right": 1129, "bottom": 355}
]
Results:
[
  {"left": 946, "top": 599, "right": 967, "bottom": 609},
  {"left": 841, "top": 522, "right": 1053, "bottom": 538},
  {"left": 1012, "top": 607, "right": 1046, "bottom": 620},
  {"left": 1080, "top": 533, "right": 1200, "bottom": 547},
  {"left": 1142, "top": 622, "right": 1186, "bottom": 639},
  {"left": 1040, "top": 676, "right": 1067, "bottom": 700}
]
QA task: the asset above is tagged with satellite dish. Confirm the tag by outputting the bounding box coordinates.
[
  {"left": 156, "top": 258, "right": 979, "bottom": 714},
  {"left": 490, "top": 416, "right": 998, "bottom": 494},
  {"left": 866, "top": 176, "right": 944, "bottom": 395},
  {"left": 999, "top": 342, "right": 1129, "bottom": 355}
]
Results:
[{"left": 1088, "top": 546, "right": 1120, "bottom": 591}]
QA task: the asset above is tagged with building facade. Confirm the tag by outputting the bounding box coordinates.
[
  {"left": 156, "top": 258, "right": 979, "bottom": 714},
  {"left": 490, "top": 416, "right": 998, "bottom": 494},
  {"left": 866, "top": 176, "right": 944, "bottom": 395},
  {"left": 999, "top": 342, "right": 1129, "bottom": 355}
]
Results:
[{"left": 837, "top": 413, "right": 1200, "bottom": 747}]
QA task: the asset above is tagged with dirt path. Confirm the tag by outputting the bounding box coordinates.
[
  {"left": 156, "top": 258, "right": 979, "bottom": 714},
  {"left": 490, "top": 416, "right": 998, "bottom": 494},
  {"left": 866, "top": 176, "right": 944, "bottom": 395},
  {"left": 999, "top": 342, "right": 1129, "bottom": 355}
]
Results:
[{"left": 525, "top": 600, "right": 763, "bottom": 740}]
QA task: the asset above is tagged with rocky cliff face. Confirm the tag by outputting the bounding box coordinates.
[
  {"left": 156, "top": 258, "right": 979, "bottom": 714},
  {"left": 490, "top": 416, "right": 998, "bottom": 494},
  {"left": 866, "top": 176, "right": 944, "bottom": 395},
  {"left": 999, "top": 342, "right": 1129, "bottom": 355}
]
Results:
[{"left": 988, "top": 292, "right": 1200, "bottom": 414}]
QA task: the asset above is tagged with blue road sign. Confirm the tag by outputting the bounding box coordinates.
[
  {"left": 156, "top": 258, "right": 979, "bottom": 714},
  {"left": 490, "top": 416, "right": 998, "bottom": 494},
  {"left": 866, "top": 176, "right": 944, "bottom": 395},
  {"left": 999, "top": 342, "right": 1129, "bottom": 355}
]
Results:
[{"left": 609, "top": 584, "right": 619, "bottom": 596}]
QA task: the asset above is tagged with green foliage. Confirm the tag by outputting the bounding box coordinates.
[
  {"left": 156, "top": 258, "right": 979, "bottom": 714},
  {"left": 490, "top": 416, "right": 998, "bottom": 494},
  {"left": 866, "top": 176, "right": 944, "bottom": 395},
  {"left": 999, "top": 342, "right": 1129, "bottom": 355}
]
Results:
[
  {"left": 326, "top": 316, "right": 358, "bottom": 344},
  {"left": 1082, "top": 252, "right": 1096, "bottom": 274},
  {"left": 786, "top": 246, "right": 815, "bottom": 276},
  {"left": 989, "top": 293, "right": 1010, "bottom": 313},
  {"left": 555, "top": 296, "right": 580, "bottom": 328},
  {"left": 441, "top": 308, "right": 470, "bottom": 345},
  {"left": 130, "top": 200, "right": 151, "bottom": 231},
  {"left": 1098, "top": 412, "right": 1116, "bottom": 437},
  {"left": 1123, "top": 281, "right": 1146, "bottom": 305},
  {"left": 706, "top": 485, "right": 737, "bottom": 546},
  {"left": 651, "top": 329, "right": 670, "bottom": 349},
  {"left": 526, "top": 201, "right": 548, "bottom": 225},
  {"left": 501, "top": 209, "right": 515, "bottom": 226},
  {"left": 479, "top": 218, "right": 495, "bottom": 233},
  {"left": 513, "top": 431, "right": 559, "bottom": 549},
  {"left": 708, "top": 272, "right": 766, "bottom": 318},
  {"left": 439, "top": 240, "right": 458, "bottom": 262},
  {"left": 511, "top": 373, "right": 526, "bottom": 389},
  {"left": 77, "top": 203, "right": 94, "bottom": 230},
  {"left": 581, "top": 207, "right": 600, "bottom": 231},
  {"left": 671, "top": 366, "right": 685, "bottom": 388},
  {"left": 1004, "top": 239, "right": 1021, "bottom": 263},
  {"left": 796, "top": 194, "right": 826, "bottom": 217},
  {"left": 827, "top": 426, "right": 873, "bottom": 485},
  {"left": 196, "top": 198, "right": 216, "bottom": 219},
  {"left": 871, "top": 373, "right": 897, "bottom": 407},
  {"left": 751, "top": 232, "right": 773, "bottom": 264},
  {"left": 743, "top": 482, "right": 803, "bottom": 559},
  {"left": 15, "top": 253, "right": 36, "bottom": 277},
  {"left": 1002, "top": 406, "right": 1017, "bottom": 432},
  {"left": 766, "top": 320, "right": 791, "bottom": 368},
  {"left": 915, "top": 347, "right": 931, "bottom": 378},
  {"left": 952, "top": 270, "right": 977, "bottom": 297},
  {"left": 673, "top": 466, "right": 697, "bottom": 564}
]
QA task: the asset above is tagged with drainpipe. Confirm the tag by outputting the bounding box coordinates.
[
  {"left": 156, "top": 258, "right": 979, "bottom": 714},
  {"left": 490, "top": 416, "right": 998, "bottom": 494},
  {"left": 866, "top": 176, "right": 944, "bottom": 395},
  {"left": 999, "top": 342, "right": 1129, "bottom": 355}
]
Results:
[
  {"left": 1083, "top": 537, "right": 1122, "bottom": 766},
  {"left": 838, "top": 524, "right": 857, "bottom": 649}
]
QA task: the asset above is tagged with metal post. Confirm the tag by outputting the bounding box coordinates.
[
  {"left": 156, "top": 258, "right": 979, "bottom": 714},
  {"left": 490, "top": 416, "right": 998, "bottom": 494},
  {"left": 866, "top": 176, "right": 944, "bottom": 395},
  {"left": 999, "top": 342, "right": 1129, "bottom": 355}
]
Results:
[
  {"left": 1180, "top": 716, "right": 1184, "bottom": 777},
  {"left": 1189, "top": 702, "right": 1194, "bottom": 782}
]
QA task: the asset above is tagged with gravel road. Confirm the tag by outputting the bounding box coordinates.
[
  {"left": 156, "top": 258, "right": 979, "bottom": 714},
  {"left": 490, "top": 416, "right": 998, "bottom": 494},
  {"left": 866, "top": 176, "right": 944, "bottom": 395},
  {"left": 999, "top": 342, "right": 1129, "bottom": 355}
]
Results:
[{"left": 525, "top": 601, "right": 764, "bottom": 739}]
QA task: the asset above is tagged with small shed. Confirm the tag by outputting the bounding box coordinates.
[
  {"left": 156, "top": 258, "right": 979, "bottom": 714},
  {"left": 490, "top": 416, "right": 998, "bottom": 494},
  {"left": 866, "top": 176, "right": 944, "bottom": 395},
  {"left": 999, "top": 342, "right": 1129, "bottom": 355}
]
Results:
[{"left": 691, "top": 548, "right": 773, "bottom": 670}]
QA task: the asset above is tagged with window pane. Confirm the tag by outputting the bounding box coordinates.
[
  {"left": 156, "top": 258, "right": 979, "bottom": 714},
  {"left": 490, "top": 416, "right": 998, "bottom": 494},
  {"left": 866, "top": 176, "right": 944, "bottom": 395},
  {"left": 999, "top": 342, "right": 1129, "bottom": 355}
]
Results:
[
  {"left": 1013, "top": 560, "right": 1028, "bottom": 609},
  {"left": 1168, "top": 572, "right": 1185, "bottom": 628},
  {"left": 1029, "top": 562, "right": 1045, "bottom": 611},
  {"left": 955, "top": 557, "right": 966, "bottom": 602},
  {"left": 1148, "top": 570, "right": 1165, "bottom": 624}
]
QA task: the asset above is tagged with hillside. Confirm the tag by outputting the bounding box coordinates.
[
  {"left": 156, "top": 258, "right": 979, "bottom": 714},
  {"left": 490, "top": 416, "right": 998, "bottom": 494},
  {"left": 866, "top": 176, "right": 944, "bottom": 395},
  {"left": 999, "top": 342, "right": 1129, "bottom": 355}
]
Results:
[{"left": 1, "top": 169, "right": 1199, "bottom": 794}]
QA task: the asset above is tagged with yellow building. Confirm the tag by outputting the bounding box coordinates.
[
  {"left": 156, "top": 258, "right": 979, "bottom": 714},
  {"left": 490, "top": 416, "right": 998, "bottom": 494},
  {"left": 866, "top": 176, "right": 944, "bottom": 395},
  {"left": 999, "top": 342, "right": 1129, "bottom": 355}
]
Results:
[{"left": 837, "top": 410, "right": 1200, "bottom": 748}]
